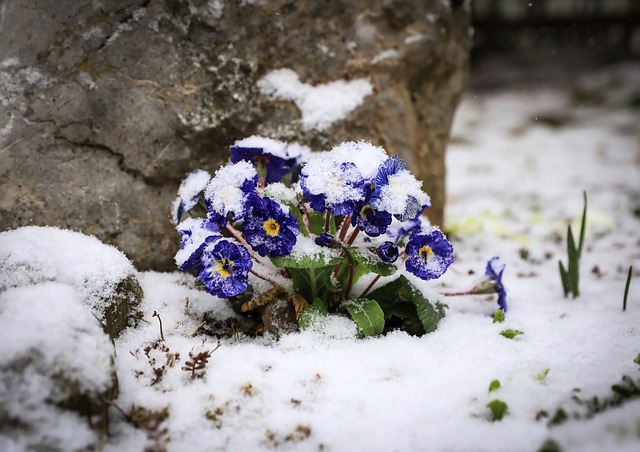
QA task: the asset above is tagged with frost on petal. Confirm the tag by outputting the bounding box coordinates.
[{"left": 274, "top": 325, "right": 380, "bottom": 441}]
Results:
[
  {"left": 174, "top": 218, "right": 221, "bottom": 272},
  {"left": 329, "top": 141, "right": 389, "bottom": 182},
  {"left": 486, "top": 256, "right": 508, "bottom": 312},
  {"left": 371, "top": 156, "right": 431, "bottom": 221},
  {"left": 198, "top": 239, "right": 252, "bottom": 298},
  {"left": 404, "top": 227, "right": 454, "bottom": 280},
  {"left": 204, "top": 161, "right": 258, "bottom": 225},
  {"left": 171, "top": 169, "right": 211, "bottom": 224},
  {"left": 300, "top": 153, "right": 366, "bottom": 215},
  {"left": 242, "top": 196, "right": 300, "bottom": 257}
]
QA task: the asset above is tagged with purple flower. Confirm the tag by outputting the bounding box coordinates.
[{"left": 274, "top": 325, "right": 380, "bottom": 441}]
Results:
[
  {"left": 171, "top": 169, "right": 211, "bottom": 224},
  {"left": 242, "top": 196, "right": 300, "bottom": 257},
  {"left": 486, "top": 256, "right": 507, "bottom": 312},
  {"left": 405, "top": 227, "right": 454, "bottom": 280},
  {"left": 199, "top": 239, "right": 253, "bottom": 298},
  {"left": 230, "top": 136, "right": 296, "bottom": 184},
  {"left": 370, "top": 156, "right": 431, "bottom": 221},
  {"left": 300, "top": 158, "right": 367, "bottom": 216},
  {"left": 174, "top": 218, "right": 221, "bottom": 272},
  {"left": 315, "top": 232, "right": 336, "bottom": 248},
  {"left": 204, "top": 161, "right": 258, "bottom": 226},
  {"left": 377, "top": 241, "right": 399, "bottom": 264}
]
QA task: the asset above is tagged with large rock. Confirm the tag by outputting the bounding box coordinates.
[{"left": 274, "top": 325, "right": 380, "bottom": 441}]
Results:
[
  {"left": 0, "top": 226, "right": 143, "bottom": 339},
  {"left": 0, "top": 0, "right": 471, "bottom": 270}
]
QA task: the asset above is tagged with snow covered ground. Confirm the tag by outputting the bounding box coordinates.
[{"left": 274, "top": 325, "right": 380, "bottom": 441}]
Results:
[
  {"left": 104, "top": 64, "right": 640, "bottom": 451},
  {"left": 2, "top": 63, "right": 639, "bottom": 452}
]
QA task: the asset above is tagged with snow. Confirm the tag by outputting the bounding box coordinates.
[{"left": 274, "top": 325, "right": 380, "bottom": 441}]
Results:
[
  {"left": 232, "top": 135, "right": 290, "bottom": 159},
  {"left": 329, "top": 140, "right": 389, "bottom": 181},
  {"left": 203, "top": 160, "right": 257, "bottom": 218},
  {"left": 0, "top": 283, "right": 115, "bottom": 451},
  {"left": 171, "top": 169, "right": 211, "bottom": 223},
  {"left": 2, "top": 65, "right": 640, "bottom": 451},
  {"left": 258, "top": 68, "right": 373, "bottom": 131},
  {"left": 0, "top": 226, "right": 136, "bottom": 312}
]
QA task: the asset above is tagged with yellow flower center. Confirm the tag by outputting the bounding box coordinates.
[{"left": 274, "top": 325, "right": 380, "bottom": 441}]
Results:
[
  {"left": 216, "top": 258, "right": 232, "bottom": 278},
  {"left": 419, "top": 245, "right": 435, "bottom": 261},
  {"left": 263, "top": 218, "right": 280, "bottom": 237},
  {"left": 360, "top": 205, "right": 374, "bottom": 219}
]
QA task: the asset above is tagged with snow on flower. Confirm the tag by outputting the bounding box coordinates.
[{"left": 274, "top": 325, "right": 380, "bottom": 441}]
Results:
[
  {"left": 198, "top": 238, "right": 252, "bottom": 298},
  {"left": 314, "top": 232, "right": 336, "bottom": 248},
  {"left": 171, "top": 169, "right": 211, "bottom": 224},
  {"left": 204, "top": 161, "right": 258, "bottom": 226},
  {"left": 230, "top": 136, "right": 299, "bottom": 184},
  {"left": 328, "top": 141, "right": 389, "bottom": 183},
  {"left": 300, "top": 155, "right": 366, "bottom": 216},
  {"left": 242, "top": 196, "right": 300, "bottom": 257},
  {"left": 404, "top": 227, "right": 454, "bottom": 280},
  {"left": 486, "top": 256, "right": 508, "bottom": 312},
  {"left": 377, "top": 241, "right": 399, "bottom": 264},
  {"left": 370, "top": 156, "right": 431, "bottom": 221},
  {"left": 174, "top": 218, "right": 221, "bottom": 272},
  {"left": 351, "top": 192, "right": 393, "bottom": 237},
  {"left": 386, "top": 217, "right": 423, "bottom": 244}
]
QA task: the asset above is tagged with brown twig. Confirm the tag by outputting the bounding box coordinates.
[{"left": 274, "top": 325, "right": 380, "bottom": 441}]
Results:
[{"left": 152, "top": 311, "right": 165, "bottom": 341}]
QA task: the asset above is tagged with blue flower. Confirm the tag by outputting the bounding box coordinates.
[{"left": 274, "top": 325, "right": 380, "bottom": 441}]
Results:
[
  {"left": 486, "top": 256, "right": 507, "bottom": 312},
  {"left": 404, "top": 227, "right": 454, "bottom": 280},
  {"left": 230, "top": 136, "right": 296, "bottom": 184},
  {"left": 377, "top": 241, "right": 399, "bottom": 264},
  {"left": 174, "top": 218, "right": 221, "bottom": 272},
  {"left": 370, "top": 156, "right": 431, "bottom": 221},
  {"left": 315, "top": 232, "right": 336, "bottom": 248},
  {"left": 204, "top": 161, "right": 258, "bottom": 226},
  {"left": 300, "top": 158, "right": 366, "bottom": 216},
  {"left": 351, "top": 189, "right": 393, "bottom": 237},
  {"left": 171, "top": 169, "right": 211, "bottom": 224},
  {"left": 242, "top": 196, "right": 300, "bottom": 257},
  {"left": 386, "top": 217, "right": 422, "bottom": 244},
  {"left": 199, "top": 239, "right": 253, "bottom": 298}
]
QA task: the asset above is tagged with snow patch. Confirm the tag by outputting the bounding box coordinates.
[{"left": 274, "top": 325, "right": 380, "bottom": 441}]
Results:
[{"left": 258, "top": 68, "right": 373, "bottom": 131}]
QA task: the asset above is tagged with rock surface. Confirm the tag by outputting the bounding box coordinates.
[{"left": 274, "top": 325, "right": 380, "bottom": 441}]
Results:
[
  {"left": 0, "top": 226, "right": 143, "bottom": 338},
  {"left": 0, "top": 0, "right": 471, "bottom": 270}
]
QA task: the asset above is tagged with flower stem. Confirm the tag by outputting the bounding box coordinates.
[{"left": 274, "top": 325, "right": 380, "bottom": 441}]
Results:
[
  {"left": 359, "top": 274, "right": 381, "bottom": 299},
  {"left": 440, "top": 288, "right": 486, "bottom": 297},
  {"left": 224, "top": 223, "right": 272, "bottom": 268},
  {"left": 324, "top": 210, "right": 331, "bottom": 233},
  {"left": 250, "top": 268, "right": 280, "bottom": 286},
  {"left": 337, "top": 213, "right": 352, "bottom": 242},
  {"left": 346, "top": 225, "right": 360, "bottom": 246}
]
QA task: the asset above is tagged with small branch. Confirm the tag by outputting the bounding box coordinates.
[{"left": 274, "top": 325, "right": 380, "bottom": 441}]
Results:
[
  {"left": 250, "top": 268, "right": 279, "bottom": 286},
  {"left": 152, "top": 311, "right": 165, "bottom": 341},
  {"left": 623, "top": 265, "right": 633, "bottom": 312}
]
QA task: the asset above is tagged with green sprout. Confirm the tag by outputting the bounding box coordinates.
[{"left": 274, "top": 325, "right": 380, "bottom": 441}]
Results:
[
  {"left": 623, "top": 266, "right": 633, "bottom": 312},
  {"left": 559, "top": 191, "right": 587, "bottom": 298},
  {"left": 487, "top": 399, "right": 508, "bottom": 422},
  {"left": 500, "top": 329, "right": 524, "bottom": 340}
]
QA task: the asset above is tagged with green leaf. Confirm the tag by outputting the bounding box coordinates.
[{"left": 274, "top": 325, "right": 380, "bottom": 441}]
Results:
[
  {"left": 412, "top": 289, "right": 446, "bottom": 334},
  {"left": 344, "top": 298, "right": 385, "bottom": 337},
  {"left": 535, "top": 368, "right": 550, "bottom": 382},
  {"left": 487, "top": 399, "right": 508, "bottom": 421},
  {"left": 271, "top": 251, "right": 342, "bottom": 269},
  {"left": 298, "top": 298, "right": 329, "bottom": 330},
  {"left": 492, "top": 310, "right": 505, "bottom": 324},
  {"left": 500, "top": 329, "right": 524, "bottom": 340},
  {"left": 348, "top": 247, "right": 397, "bottom": 277},
  {"left": 488, "top": 379, "right": 501, "bottom": 393},
  {"left": 288, "top": 266, "right": 340, "bottom": 304},
  {"left": 633, "top": 353, "right": 640, "bottom": 367},
  {"left": 308, "top": 210, "right": 326, "bottom": 235},
  {"left": 369, "top": 275, "right": 445, "bottom": 335}
]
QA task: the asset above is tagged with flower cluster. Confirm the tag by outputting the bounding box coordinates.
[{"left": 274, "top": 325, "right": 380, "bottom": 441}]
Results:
[{"left": 172, "top": 137, "right": 466, "bottom": 336}]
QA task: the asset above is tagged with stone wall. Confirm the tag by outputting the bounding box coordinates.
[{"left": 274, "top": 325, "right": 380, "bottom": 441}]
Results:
[{"left": 0, "top": 0, "right": 471, "bottom": 270}]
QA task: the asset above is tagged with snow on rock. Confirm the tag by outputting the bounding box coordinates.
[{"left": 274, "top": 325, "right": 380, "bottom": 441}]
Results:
[
  {"left": 258, "top": 68, "right": 373, "bottom": 131},
  {"left": 0, "top": 226, "right": 143, "bottom": 338},
  {"left": 0, "top": 283, "right": 117, "bottom": 451}
]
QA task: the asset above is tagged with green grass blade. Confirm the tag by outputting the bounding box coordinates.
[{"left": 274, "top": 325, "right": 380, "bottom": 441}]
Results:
[
  {"left": 577, "top": 191, "right": 587, "bottom": 258},
  {"left": 559, "top": 260, "right": 570, "bottom": 297},
  {"left": 567, "top": 226, "right": 580, "bottom": 298},
  {"left": 623, "top": 266, "right": 633, "bottom": 312}
]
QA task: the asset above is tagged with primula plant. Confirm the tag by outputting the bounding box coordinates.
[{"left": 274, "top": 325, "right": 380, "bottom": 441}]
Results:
[{"left": 172, "top": 136, "right": 505, "bottom": 337}]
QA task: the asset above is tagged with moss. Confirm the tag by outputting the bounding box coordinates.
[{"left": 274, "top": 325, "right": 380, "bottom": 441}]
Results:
[{"left": 101, "top": 274, "right": 144, "bottom": 340}]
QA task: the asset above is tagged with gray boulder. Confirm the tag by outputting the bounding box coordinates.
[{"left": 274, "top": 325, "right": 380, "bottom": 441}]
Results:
[
  {"left": 0, "top": 0, "right": 471, "bottom": 270},
  {"left": 0, "top": 226, "right": 143, "bottom": 339}
]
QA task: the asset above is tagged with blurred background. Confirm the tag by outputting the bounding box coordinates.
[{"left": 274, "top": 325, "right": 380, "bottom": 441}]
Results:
[{"left": 469, "top": 0, "right": 640, "bottom": 90}]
